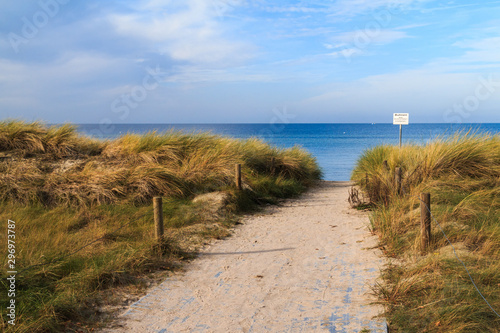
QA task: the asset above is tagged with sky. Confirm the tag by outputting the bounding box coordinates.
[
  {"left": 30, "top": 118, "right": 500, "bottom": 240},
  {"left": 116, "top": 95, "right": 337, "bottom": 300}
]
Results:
[{"left": 1, "top": 0, "right": 500, "bottom": 124}]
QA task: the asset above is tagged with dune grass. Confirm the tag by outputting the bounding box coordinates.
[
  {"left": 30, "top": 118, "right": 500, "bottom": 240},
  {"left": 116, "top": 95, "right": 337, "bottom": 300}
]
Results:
[
  {"left": 351, "top": 131, "right": 500, "bottom": 332},
  {"left": 0, "top": 120, "right": 321, "bottom": 332}
]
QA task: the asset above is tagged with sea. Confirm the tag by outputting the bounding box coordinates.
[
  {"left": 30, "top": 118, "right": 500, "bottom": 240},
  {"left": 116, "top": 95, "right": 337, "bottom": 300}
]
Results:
[{"left": 76, "top": 123, "right": 500, "bottom": 181}]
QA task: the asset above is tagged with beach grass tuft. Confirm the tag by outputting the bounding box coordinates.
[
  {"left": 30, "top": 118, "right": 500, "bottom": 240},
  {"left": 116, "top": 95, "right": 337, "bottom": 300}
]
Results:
[{"left": 352, "top": 131, "right": 500, "bottom": 332}]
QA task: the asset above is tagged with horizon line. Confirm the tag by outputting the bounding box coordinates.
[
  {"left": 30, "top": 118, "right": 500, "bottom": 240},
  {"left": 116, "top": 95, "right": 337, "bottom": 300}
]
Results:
[{"left": 50, "top": 122, "right": 500, "bottom": 125}]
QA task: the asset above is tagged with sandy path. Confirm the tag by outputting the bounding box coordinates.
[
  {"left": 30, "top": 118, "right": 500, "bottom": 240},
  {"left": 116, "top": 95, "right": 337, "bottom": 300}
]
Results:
[{"left": 105, "top": 181, "right": 387, "bottom": 333}]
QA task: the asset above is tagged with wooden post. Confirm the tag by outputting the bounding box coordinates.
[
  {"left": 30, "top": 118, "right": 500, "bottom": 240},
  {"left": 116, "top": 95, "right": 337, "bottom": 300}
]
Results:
[
  {"left": 399, "top": 124, "right": 402, "bottom": 148},
  {"left": 420, "top": 193, "right": 431, "bottom": 251},
  {"left": 235, "top": 164, "right": 242, "bottom": 190},
  {"left": 153, "top": 196, "right": 164, "bottom": 241},
  {"left": 395, "top": 167, "right": 402, "bottom": 195}
]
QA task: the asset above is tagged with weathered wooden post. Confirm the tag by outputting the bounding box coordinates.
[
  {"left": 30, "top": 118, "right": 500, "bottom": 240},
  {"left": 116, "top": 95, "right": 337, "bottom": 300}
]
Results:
[
  {"left": 399, "top": 124, "right": 403, "bottom": 148},
  {"left": 153, "top": 196, "right": 164, "bottom": 241},
  {"left": 395, "top": 167, "right": 402, "bottom": 195},
  {"left": 420, "top": 193, "right": 431, "bottom": 251},
  {"left": 235, "top": 163, "right": 242, "bottom": 190}
]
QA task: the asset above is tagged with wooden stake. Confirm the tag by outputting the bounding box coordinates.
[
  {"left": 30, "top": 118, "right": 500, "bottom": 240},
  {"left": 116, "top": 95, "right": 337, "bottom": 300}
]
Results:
[
  {"left": 153, "top": 196, "right": 164, "bottom": 241},
  {"left": 235, "top": 164, "right": 242, "bottom": 190},
  {"left": 399, "top": 124, "right": 402, "bottom": 148},
  {"left": 420, "top": 193, "right": 431, "bottom": 251},
  {"left": 395, "top": 167, "right": 402, "bottom": 195}
]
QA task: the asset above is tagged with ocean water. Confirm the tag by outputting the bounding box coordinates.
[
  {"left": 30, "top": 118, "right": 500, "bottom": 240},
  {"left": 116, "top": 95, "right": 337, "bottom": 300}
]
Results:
[{"left": 76, "top": 123, "right": 500, "bottom": 181}]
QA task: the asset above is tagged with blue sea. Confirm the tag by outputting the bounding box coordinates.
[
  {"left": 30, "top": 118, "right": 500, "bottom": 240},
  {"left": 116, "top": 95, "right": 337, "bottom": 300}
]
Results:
[{"left": 76, "top": 123, "right": 500, "bottom": 181}]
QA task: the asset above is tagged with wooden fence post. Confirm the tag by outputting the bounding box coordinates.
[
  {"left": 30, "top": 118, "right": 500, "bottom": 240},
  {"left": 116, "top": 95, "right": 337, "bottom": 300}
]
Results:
[
  {"left": 395, "top": 167, "right": 402, "bottom": 195},
  {"left": 153, "top": 196, "right": 164, "bottom": 241},
  {"left": 235, "top": 163, "right": 242, "bottom": 190},
  {"left": 420, "top": 193, "right": 431, "bottom": 251}
]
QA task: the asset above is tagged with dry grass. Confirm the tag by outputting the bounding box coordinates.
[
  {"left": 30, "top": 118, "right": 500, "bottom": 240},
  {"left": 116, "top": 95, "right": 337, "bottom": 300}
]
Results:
[
  {"left": 0, "top": 120, "right": 103, "bottom": 158},
  {"left": 0, "top": 120, "right": 321, "bottom": 332},
  {"left": 0, "top": 121, "right": 321, "bottom": 208},
  {"left": 352, "top": 131, "right": 500, "bottom": 332}
]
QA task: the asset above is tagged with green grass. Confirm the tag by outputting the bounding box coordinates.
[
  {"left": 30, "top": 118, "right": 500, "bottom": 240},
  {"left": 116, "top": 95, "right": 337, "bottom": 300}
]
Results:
[
  {"left": 0, "top": 120, "right": 321, "bottom": 332},
  {"left": 352, "top": 131, "right": 500, "bottom": 332}
]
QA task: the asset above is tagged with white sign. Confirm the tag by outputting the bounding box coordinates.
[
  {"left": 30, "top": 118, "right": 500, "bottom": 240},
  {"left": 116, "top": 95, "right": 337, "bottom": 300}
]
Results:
[{"left": 393, "top": 113, "right": 409, "bottom": 125}]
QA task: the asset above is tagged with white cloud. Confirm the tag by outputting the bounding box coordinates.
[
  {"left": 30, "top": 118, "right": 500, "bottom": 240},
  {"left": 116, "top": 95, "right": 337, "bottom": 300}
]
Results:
[
  {"left": 393, "top": 23, "right": 432, "bottom": 30},
  {"left": 164, "top": 65, "right": 273, "bottom": 83},
  {"left": 109, "top": 0, "right": 253, "bottom": 66},
  {"left": 333, "top": 29, "right": 408, "bottom": 45},
  {"left": 262, "top": 6, "right": 325, "bottom": 13},
  {"left": 299, "top": 68, "right": 500, "bottom": 123},
  {"left": 324, "top": 43, "right": 347, "bottom": 49},
  {"left": 329, "top": 0, "right": 434, "bottom": 17},
  {"left": 422, "top": 36, "right": 500, "bottom": 73},
  {"left": 0, "top": 53, "right": 121, "bottom": 92},
  {"left": 299, "top": 29, "right": 500, "bottom": 122},
  {"left": 0, "top": 53, "right": 133, "bottom": 119},
  {"left": 326, "top": 48, "right": 365, "bottom": 59},
  {"left": 258, "top": 0, "right": 433, "bottom": 18},
  {"left": 452, "top": 37, "right": 500, "bottom": 65},
  {"left": 321, "top": 29, "right": 408, "bottom": 61},
  {"left": 419, "top": 1, "right": 500, "bottom": 13}
]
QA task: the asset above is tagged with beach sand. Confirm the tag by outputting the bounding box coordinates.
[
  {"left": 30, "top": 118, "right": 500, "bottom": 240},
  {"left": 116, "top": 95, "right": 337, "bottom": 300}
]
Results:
[{"left": 102, "top": 181, "right": 387, "bottom": 332}]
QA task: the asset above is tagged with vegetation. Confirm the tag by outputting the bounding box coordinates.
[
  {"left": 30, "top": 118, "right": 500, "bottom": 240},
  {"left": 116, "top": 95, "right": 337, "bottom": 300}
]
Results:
[
  {"left": 352, "top": 132, "right": 500, "bottom": 332},
  {"left": 0, "top": 120, "right": 321, "bottom": 332}
]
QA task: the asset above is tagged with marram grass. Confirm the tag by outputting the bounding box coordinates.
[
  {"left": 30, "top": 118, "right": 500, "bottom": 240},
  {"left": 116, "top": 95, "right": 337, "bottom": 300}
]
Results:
[
  {"left": 352, "top": 131, "right": 500, "bottom": 332},
  {"left": 0, "top": 120, "right": 321, "bottom": 332},
  {"left": 0, "top": 120, "right": 321, "bottom": 207}
]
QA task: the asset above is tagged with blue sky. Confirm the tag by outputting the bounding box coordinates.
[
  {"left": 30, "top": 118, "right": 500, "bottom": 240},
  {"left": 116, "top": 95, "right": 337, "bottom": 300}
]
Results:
[{"left": 1, "top": 0, "right": 500, "bottom": 124}]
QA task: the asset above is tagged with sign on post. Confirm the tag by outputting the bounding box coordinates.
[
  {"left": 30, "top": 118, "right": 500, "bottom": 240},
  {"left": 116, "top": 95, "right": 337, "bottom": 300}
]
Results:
[
  {"left": 393, "top": 113, "right": 409, "bottom": 125},
  {"left": 393, "top": 113, "right": 409, "bottom": 147}
]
